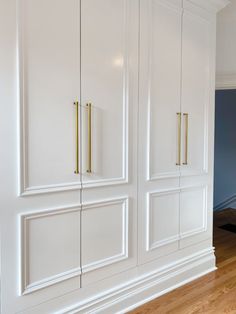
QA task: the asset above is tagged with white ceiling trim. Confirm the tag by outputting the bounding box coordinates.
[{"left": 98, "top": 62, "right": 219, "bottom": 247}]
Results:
[
  {"left": 187, "top": 0, "right": 230, "bottom": 12},
  {"left": 216, "top": 72, "right": 236, "bottom": 90}
]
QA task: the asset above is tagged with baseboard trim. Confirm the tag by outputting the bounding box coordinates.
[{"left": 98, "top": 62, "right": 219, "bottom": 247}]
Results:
[
  {"left": 122, "top": 267, "right": 216, "bottom": 314},
  {"left": 59, "top": 247, "right": 216, "bottom": 314},
  {"left": 214, "top": 194, "right": 236, "bottom": 211}
]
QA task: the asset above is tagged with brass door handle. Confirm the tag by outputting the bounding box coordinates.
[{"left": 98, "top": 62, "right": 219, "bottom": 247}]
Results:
[
  {"left": 183, "top": 113, "right": 189, "bottom": 165},
  {"left": 74, "top": 101, "right": 80, "bottom": 174},
  {"left": 176, "top": 112, "right": 181, "bottom": 166},
  {"left": 86, "top": 103, "right": 92, "bottom": 173}
]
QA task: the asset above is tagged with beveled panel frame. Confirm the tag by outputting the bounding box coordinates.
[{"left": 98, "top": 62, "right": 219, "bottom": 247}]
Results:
[
  {"left": 81, "top": 197, "right": 129, "bottom": 273},
  {"left": 20, "top": 205, "right": 81, "bottom": 295},
  {"left": 146, "top": 185, "right": 208, "bottom": 252},
  {"left": 146, "top": 188, "right": 180, "bottom": 251}
]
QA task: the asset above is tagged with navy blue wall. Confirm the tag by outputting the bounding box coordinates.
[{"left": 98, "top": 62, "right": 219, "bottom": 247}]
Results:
[{"left": 214, "top": 90, "right": 236, "bottom": 209}]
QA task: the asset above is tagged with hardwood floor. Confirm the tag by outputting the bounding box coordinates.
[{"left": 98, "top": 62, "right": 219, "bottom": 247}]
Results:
[{"left": 130, "top": 209, "right": 236, "bottom": 314}]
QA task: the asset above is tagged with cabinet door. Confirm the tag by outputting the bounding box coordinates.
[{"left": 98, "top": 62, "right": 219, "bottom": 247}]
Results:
[
  {"left": 181, "top": 4, "right": 210, "bottom": 176},
  {"left": 138, "top": 0, "right": 182, "bottom": 264},
  {"left": 80, "top": 0, "right": 139, "bottom": 285},
  {"left": 1, "top": 1, "right": 82, "bottom": 313},
  {"left": 179, "top": 2, "right": 215, "bottom": 248},
  {"left": 19, "top": 0, "right": 82, "bottom": 195}
]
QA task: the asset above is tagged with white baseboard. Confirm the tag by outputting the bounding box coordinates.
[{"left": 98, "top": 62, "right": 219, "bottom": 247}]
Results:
[
  {"left": 59, "top": 247, "right": 216, "bottom": 314},
  {"left": 214, "top": 194, "right": 236, "bottom": 211}
]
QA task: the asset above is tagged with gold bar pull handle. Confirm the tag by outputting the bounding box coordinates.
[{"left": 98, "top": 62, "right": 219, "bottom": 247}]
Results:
[
  {"left": 74, "top": 101, "right": 79, "bottom": 174},
  {"left": 183, "top": 113, "right": 189, "bottom": 165},
  {"left": 176, "top": 112, "right": 181, "bottom": 166},
  {"left": 86, "top": 103, "right": 92, "bottom": 173}
]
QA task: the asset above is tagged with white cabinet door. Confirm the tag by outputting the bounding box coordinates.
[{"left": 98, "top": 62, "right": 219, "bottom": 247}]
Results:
[
  {"left": 19, "top": 0, "right": 82, "bottom": 195},
  {"left": 80, "top": 0, "right": 139, "bottom": 285},
  {"left": 179, "top": 2, "right": 215, "bottom": 248},
  {"left": 138, "top": 0, "right": 182, "bottom": 264},
  {"left": 180, "top": 3, "right": 210, "bottom": 176},
  {"left": 0, "top": 1, "right": 82, "bottom": 313}
]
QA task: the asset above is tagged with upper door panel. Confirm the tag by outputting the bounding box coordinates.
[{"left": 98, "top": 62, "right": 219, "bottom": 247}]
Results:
[
  {"left": 19, "top": 0, "right": 81, "bottom": 195},
  {"left": 181, "top": 5, "right": 211, "bottom": 176},
  {"left": 145, "top": 0, "right": 182, "bottom": 181},
  {"left": 81, "top": 0, "right": 131, "bottom": 187}
]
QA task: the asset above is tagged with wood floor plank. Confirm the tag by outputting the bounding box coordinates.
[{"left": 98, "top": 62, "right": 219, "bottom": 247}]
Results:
[{"left": 130, "top": 209, "right": 236, "bottom": 314}]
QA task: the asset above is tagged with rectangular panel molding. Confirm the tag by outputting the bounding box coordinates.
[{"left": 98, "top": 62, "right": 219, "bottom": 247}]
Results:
[
  {"left": 180, "top": 185, "right": 208, "bottom": 240},
  {"left": 146, "top": 185, "right": 208, "bottom": 252},
  {"left": 146, "top": 189, "right": 180, "bottom": 251},
  {"left": 81, "top": 198, "right": 129, "bottom": 273},
  {"left": 20, "top": 206, "right": 81, "bottom": 295}
]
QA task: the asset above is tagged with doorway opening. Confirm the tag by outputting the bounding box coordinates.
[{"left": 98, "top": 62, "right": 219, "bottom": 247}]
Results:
[{"left": 213, "top": 89, "right": 236, "bottom": 265}]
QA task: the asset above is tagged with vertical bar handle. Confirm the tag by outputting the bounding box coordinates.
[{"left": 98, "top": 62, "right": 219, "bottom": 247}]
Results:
[
  {"left": 183, "top": 113, "right": 189, "bottom": 165},
  {"left": 87, "top": 103, "right": 92, "bottom": 173},
  {"left": 176, "top": 112, "right": 181, "bottom": 166},
  {"left": 74, "top": 101, "right": 79, "bottom": 174}
]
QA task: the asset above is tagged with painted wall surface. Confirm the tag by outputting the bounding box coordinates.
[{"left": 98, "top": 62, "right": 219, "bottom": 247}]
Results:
[
  {"left": 214, "top": 89, "right": 236, "bottom": 210},
  {"left": 216, "top": 0, "right": 236, "bottom": 89}
]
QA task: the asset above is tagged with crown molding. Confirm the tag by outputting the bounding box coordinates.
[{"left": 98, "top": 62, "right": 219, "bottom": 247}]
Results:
[
  {"left": 216, "top": 72, "right": 236, "bottom": 90},
  {"left": 187, "top": 0, "right": 230, "bottom": 13}
]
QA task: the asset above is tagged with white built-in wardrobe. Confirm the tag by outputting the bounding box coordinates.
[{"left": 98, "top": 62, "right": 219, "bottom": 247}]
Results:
[{"left": 0, "top": 0, "right": 229, "bottom": 313}]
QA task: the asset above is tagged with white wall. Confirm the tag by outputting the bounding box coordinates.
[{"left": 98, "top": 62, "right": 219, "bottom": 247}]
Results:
[
  {"left": 214, "top": 90, "right": 236, "bottom": 210},
  {"left": 216, "top": 0, "right": 236, "bottom": 89}
]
